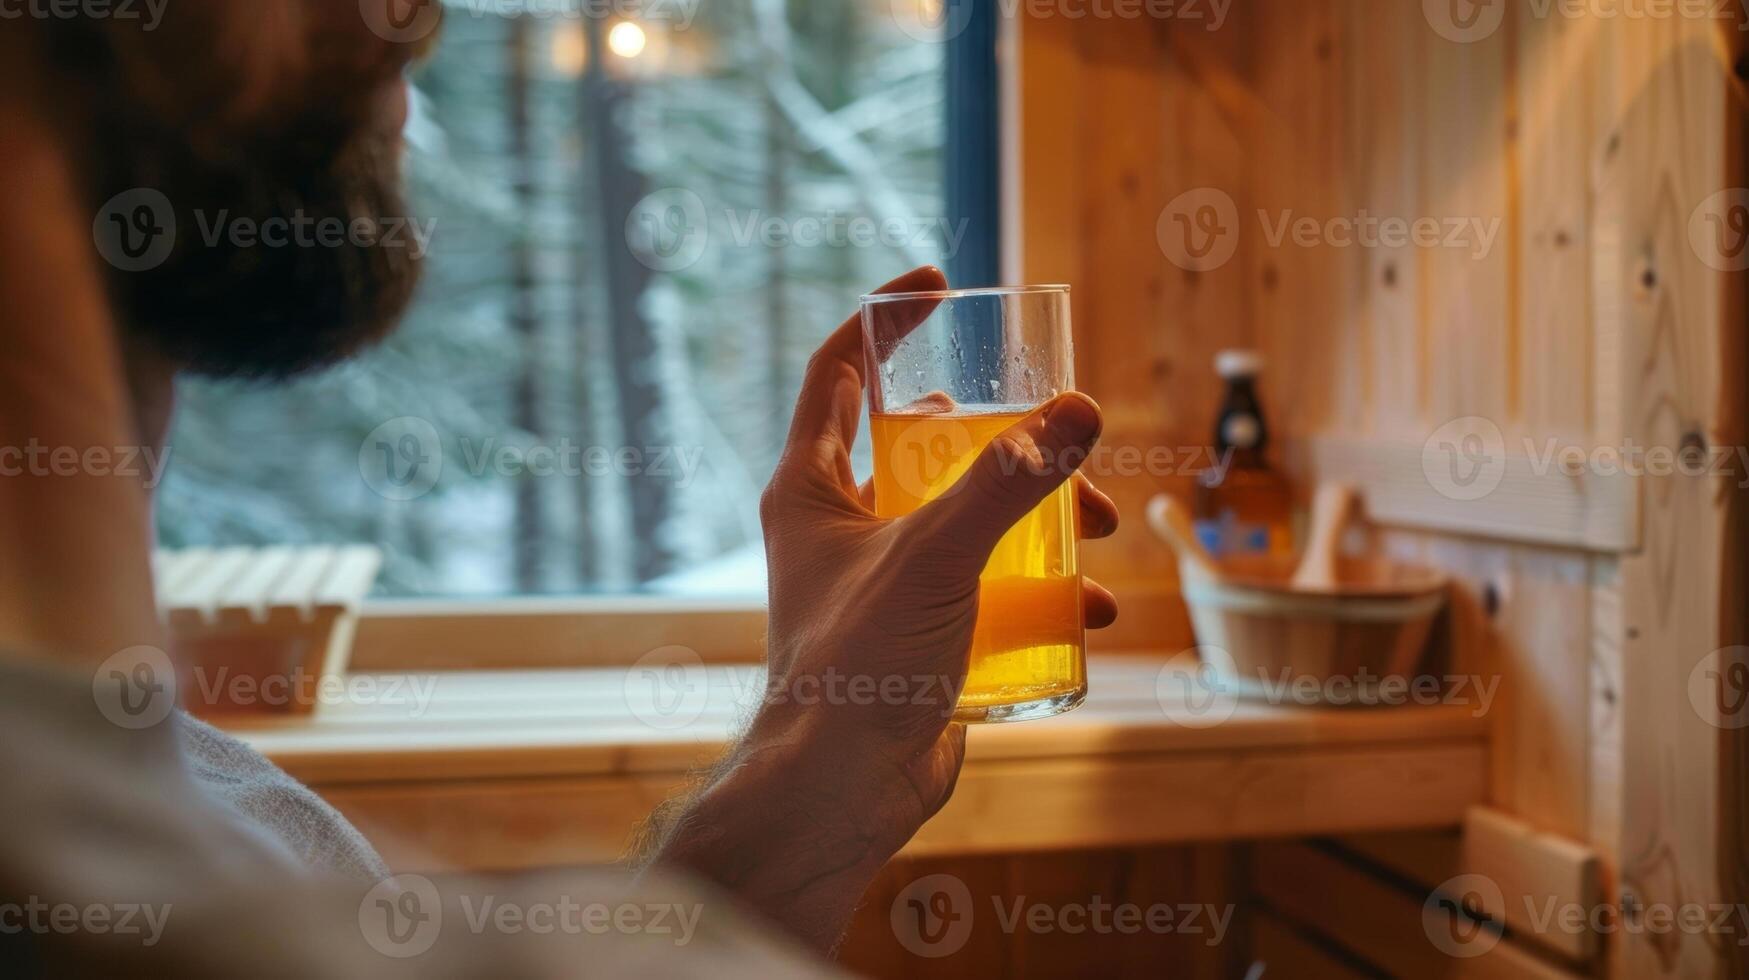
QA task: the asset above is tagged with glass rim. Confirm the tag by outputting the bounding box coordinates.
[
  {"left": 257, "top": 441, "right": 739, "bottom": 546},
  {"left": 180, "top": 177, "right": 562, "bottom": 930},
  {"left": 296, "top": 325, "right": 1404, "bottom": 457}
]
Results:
[{"left": 859, "top": 283, "right": 1070, "bottom": 304}]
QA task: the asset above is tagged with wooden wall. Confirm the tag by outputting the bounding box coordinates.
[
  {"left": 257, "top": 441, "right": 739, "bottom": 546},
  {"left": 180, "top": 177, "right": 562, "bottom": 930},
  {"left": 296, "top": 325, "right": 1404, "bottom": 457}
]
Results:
[{"left": 1010, "top": 3, "right": 1749, "bottom": 978}]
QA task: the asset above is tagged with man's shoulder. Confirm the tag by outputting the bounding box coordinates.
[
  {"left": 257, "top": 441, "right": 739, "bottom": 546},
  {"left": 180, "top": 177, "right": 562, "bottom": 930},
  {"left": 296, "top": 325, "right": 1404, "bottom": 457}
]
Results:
[{"left": 177, "top": 711, "right": 390, "bottom": 880}]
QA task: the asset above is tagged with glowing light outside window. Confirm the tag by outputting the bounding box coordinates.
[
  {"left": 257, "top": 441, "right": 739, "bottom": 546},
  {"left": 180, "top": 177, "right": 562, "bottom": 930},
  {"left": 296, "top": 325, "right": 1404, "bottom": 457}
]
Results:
[{"left": 608, "top": 21, "right": 647, "bottom": 60}]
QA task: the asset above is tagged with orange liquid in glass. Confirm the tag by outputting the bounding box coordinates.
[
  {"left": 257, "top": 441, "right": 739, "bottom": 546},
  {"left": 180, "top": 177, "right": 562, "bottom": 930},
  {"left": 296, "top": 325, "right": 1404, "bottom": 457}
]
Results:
[{"left": 870, "top": 410, "right": 1086, "bottom": 719}]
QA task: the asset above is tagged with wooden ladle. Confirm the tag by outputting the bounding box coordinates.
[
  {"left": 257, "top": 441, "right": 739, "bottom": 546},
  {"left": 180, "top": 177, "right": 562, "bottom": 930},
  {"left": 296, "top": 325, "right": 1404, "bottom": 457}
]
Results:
[
  {"left": 1290, "top": 483, "right": 1358, "bottom": 592},
  {"left": 1145, "top": 494, "right": 1222, "bottom": 581}
]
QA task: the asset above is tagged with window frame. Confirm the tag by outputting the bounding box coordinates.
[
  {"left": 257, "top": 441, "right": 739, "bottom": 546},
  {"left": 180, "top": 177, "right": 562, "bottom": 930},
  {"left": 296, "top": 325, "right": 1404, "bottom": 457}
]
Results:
[
  {"left": 347, "top": 10, "right": 1007, "bottom": 672},
  {"left": 349, "top": 595, "right": 770, "bottom": 671},
  {"left": 944, "top": 0, "right": 1002, "bottom": 289}
]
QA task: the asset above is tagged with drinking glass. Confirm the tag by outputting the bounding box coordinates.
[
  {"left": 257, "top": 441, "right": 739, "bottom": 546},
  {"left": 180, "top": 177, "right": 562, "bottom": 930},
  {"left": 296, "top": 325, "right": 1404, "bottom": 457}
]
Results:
[{"left": 861, "top": 285, "right": 1085, "bottom": 723}]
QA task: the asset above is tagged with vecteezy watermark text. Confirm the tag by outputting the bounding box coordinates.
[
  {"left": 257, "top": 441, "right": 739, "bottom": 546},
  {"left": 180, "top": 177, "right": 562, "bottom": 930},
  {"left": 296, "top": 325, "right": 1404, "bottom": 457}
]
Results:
[
  {"left": 454, "top": 0, "right": 700, "bottom": 25},
  {"left": 0, "top": 898, "right": 171, "bottom": 947},
  {"left": 358, "top": 416, "right": 708, "bottom": 502},
  {"left": 1421, "top": 416, "right": 1749, "bottom": 502},
  {"left": 457, "top": 894, "right": 700, "bottom": 944},
  {"left": 362, "top": 0, "right": 703, "bottom": 45},
  {"left": 878, "top": 414, "right": 1235, "bottom": 501},
  {"left": 1156, "top": 188, "right": 1504, "bottom": 272},
  {"left": 756, "top": 667, "right": 961, "bottom": 715},
  {"left": 91, "top": 646, "right": 440, "bottom": 730},
  {"left": 1424, "top": 0, "right": 1749, "bottom": 46},
  {"left": 993, "top": 442, "right": 1233, "bottom": 483},
  {"left": 191, "top": 211, "right": 436, "bottom": 260},
  {"left": 723, "top": 210, "right": 968, "bottom": 257},
  {"left": 0, "top": 0, "right": 168, "bottom": 29},
  {"left": 456, "top": 438, "right": 704, "bottom": 485},
  {"left": 359, "top": 874, "right": 702, "bottom": 959},
  {"left": 93, "top": 188, "right": 436, "bottom": 273},
  {"left": 891, "top": 0, "right": 1232, "bottom": 44},
  {"left": 188, "top": 668, "right": 439, "bottom": 717},
  {"left": 621, "top": 647, "right": 967, "bottom": 731},
  {"left": 0, "top": 440, "right": 171, "bottom": 489},
  {"left": 1257, "top": 209, "right": 1502, "bottom": 261},
  {"left": 1423, "top": 873, "right": 1749, "bottom": 958},
  {"left": 890, "top": 873, "right": 1233, "bottom": 958},
  {"left": 624, "top": 188, "right": 970, "bottom": 273},
  {"left": 1156, "top": 651, "right": 1501, "bottom": 729}
]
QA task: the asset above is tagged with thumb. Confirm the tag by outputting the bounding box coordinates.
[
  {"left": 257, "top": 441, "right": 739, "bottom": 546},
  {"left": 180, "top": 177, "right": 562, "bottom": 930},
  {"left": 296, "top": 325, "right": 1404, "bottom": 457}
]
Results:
[{"left": 908, "top": 392, "right": 1103, "bottom": 571}]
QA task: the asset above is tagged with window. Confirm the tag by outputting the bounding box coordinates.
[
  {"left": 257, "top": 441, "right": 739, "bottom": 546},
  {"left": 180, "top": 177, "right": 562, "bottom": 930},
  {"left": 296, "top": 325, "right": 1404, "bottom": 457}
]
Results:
[{"left": 154, "top": 0, "right": 994, "bottom": 599}]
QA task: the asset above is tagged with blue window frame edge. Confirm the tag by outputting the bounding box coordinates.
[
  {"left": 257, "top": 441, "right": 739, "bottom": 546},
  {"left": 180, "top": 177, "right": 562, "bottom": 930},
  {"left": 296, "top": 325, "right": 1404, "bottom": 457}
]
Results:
[{"left": 944, "top": 0, "right": 1002, "bottom": 289}]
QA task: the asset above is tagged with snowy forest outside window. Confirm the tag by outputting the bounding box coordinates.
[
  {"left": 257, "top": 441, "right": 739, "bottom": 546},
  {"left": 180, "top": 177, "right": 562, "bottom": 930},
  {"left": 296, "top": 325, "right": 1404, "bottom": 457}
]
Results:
[{"left": 156, "top": 1, "right": 973, "bottom": 598}]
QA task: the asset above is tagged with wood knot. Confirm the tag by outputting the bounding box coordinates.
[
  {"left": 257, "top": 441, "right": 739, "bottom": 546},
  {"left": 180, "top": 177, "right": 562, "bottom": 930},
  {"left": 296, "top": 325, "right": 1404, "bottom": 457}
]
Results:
[{"left": 1680, "top": 430, "right": 1708, "bottom": 469}]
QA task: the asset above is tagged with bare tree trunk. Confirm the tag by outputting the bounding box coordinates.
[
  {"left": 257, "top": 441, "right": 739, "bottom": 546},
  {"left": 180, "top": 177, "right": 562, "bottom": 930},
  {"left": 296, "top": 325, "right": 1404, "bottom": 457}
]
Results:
[
  {"left": 508, "top": 16, "right": 544, "bottom": 592},
  {"left": 568, "top": 50, "right": 604, "bottom": 588},
  {"left": 583, "top": 18, "right": 676, "bottom": 585},
  {"left": 763, "top": 90, "right": 789, "bottom": 454}
]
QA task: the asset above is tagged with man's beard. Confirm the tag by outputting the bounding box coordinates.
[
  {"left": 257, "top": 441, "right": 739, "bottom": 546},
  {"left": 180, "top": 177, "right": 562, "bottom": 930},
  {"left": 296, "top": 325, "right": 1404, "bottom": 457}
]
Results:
[{"left": 97, "top": 120, "right": 424, "bottom": 382}]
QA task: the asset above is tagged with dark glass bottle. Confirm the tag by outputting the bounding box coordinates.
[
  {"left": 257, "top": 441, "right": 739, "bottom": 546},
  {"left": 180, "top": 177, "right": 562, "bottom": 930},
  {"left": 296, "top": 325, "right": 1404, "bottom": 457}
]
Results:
[{"left": 1193, "top": 350, "right": 1293, "bottom": 561}]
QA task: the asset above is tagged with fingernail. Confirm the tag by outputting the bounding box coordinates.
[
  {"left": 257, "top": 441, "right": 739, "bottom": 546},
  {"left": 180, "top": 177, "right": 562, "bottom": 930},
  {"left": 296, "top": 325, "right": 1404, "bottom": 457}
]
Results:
[{"left": 1044, "top": 393, "right": 1101, "bottom": 444}]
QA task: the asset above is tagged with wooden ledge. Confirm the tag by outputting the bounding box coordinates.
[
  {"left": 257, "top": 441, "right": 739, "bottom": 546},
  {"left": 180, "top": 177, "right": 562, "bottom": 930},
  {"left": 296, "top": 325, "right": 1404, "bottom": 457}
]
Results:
[{"left": 227, "top": 657, "right": 1490, "bottom": 870}]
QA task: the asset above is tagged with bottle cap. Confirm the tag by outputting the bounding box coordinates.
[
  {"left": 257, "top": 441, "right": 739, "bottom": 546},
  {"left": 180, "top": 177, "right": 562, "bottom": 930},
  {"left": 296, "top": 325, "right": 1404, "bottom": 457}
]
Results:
[{"left": 1215, "top": 349, "right": 1264, "bottom": 379}]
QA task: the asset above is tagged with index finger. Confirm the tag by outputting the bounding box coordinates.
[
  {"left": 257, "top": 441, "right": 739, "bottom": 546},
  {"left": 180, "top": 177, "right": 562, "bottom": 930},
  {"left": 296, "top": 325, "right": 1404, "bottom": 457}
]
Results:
[{"left": 777, "top": 266, "right": 948, "bottom": 486}]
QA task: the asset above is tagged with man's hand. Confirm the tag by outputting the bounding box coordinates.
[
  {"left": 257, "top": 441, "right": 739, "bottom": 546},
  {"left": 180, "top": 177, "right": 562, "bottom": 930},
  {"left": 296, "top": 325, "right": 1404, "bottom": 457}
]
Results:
[{"left": 651, "top": 266, "right": 1118, "bottom": 952}]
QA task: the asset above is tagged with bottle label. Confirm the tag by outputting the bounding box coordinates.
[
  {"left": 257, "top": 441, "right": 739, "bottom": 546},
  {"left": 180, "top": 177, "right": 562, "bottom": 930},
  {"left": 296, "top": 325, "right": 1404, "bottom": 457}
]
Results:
[{"left": 1195, "top": 513, "right": 1273, "bottom": 558}]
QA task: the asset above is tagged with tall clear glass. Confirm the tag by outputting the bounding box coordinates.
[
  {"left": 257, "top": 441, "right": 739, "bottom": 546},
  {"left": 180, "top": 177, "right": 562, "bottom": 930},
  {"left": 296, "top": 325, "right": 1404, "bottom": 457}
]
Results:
[{"left": 860, "top": 285, "right": 1085, "bottom": 723}]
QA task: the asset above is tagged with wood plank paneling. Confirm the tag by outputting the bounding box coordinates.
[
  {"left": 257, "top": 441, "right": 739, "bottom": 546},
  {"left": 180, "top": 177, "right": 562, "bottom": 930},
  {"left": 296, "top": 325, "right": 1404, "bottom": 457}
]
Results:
[
  {"left": 1247, "top": 1, "right": 1346, "bottom": 438},
  {"left": 1462, "top": 806, "right": 1603, "bottom": 962},
  {"left": 1586, "top": 558, "right": 1623, "bottom": 870},
  {"left": 1492, "top": 549, "right": 1591, "bottom": 839},
  {"left": 1420, "top": 9, "right": 1514, "bottom": 428},
  {"left": 1344, "top": 0, "right": 1425, "bottom": 441},
  {"left": 1341, "top": 809, "right": 1608, "bottom": 963},
  {"left": 1515, "top": 9, "right": 1598, "bottom": 446},
  {"left": 1076, "top": 16, "right": 1185, "bottom": 595},
  {"left": 1591, "top": 18, "right": 1747, "bottom": 980},
  {"left": 1005, "top": 6, "right": 1747, "bottom": 977},
  {"left": 1250, "top": 911, "right": 1376, "bottom": 980},
  {"left": 1253, "top": 842, "right": 1582, "bottom": 980}
]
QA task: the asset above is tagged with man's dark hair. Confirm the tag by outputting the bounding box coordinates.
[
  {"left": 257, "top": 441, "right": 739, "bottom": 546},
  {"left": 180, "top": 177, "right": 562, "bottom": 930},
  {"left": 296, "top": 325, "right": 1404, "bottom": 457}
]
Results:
[{"left": 28, "top": 4, "right": 432, "bottom": 379}]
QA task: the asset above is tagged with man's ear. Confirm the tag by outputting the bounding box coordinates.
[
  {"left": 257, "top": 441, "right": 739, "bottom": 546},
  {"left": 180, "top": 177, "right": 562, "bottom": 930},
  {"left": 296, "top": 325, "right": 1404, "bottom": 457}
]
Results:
[{"left": 0, "top": 93, "right": 165, "bottom": 668}]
